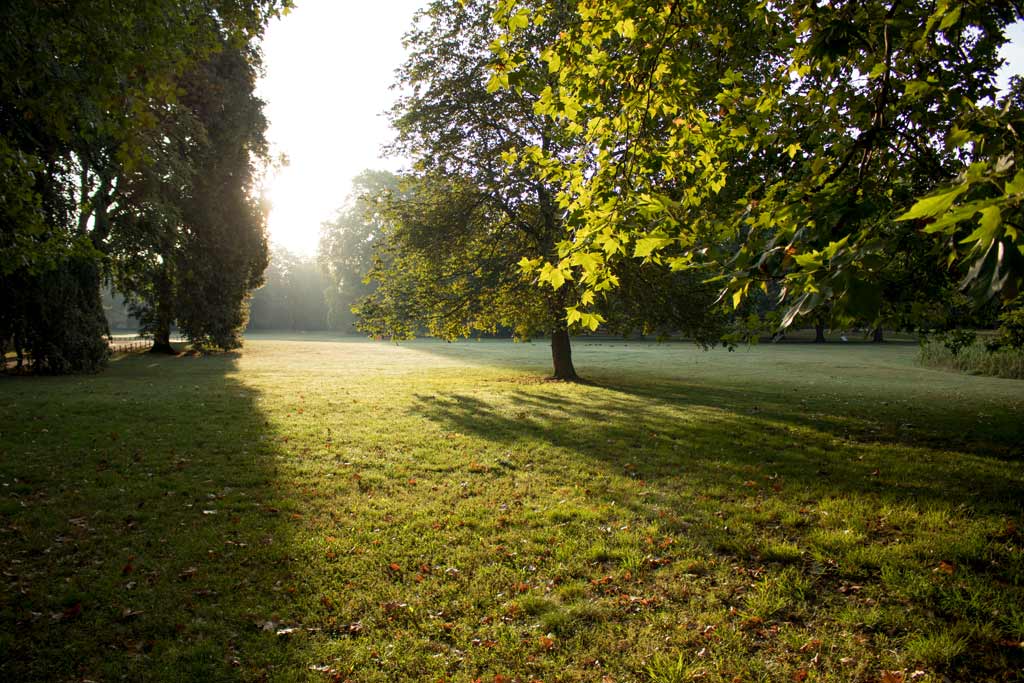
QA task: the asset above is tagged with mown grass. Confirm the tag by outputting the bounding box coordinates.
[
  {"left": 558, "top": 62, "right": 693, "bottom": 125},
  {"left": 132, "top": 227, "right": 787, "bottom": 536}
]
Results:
[
  {"left": 1, "top": 336, "right": 1022, "bottom": 682},
  {"left": 918, "top": 338, "right": 1024, "bottom": 380}
]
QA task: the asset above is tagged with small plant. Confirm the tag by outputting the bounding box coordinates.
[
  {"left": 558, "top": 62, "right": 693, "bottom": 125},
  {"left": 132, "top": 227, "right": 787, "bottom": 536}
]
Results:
[
  {"left": 940, "top": 329, "right": 977, "bottom": 356},
  {"left": 645, "top": 652, "right": 689, "bottom": 683},
  {"left": 905, "top": 630, "right": 969, "bottom": 667}
]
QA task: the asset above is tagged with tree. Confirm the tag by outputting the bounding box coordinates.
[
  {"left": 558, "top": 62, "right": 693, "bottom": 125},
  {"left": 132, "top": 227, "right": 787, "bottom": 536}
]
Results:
[
  {"left": 318, "top": 171, "right": 399, "bottom": 333},
  {"left": 110, "top": 41, "right": 271, "bottom": 352},
  {"left": 492, "top": 0, "right": 1023, "bottom": 331},
  {"left": 363, "top": 0, "right": 723, "bottom": 379},
  {"left": 0, "top": 1, "right": 288, "bottom": 369},
  {"left": 356, "top": 0, "right": 587, "bottom": 379}
]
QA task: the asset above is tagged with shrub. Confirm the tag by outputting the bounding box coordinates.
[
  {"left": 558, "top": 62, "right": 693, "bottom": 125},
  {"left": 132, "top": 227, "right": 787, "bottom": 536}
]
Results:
[{"left": 919, "top": 337, "right": 1024, "bottom": 379}]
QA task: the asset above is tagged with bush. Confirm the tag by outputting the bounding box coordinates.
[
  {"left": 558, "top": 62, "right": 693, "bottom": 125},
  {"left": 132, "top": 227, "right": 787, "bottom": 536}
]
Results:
[
  {"left": 987, "top": 302, "right": 1024, "bottom": 351},
  {"left": 919, "top": 337, "right": 1024, "bottom": 379}
]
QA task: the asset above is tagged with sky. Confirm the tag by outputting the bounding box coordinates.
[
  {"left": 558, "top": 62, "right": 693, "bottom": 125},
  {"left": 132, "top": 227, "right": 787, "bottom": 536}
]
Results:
[
  {"left": 257, "top": 5, "right": 1024, "bottom": 258},
  {"left": 257, "top": 0, "right": 424, "bottom": 257}
]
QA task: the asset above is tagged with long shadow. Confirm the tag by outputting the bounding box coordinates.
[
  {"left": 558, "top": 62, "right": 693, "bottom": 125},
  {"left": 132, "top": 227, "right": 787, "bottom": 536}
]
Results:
[
  {"left": 403, "top": 338, "right": 1023, "bottom": 461},
  {"left": 407, "top": 379, "right": 1023, "bottom": 514},
  {"left": 0, "top": 352, "right": 309, "bottom": 681}
]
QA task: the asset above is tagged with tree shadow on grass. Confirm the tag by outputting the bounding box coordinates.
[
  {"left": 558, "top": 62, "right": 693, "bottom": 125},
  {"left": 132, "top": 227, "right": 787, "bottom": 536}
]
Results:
[
  {"left": 0, "top": 352, "right": 314, "bottom": 681},
  {"left": 407, "top": 378, "right": 1023, "bottom": 515}
]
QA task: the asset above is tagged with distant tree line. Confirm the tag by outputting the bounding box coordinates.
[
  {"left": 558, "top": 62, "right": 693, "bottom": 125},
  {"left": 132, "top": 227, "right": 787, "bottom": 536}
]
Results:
[
  {"left": 247, "top": 168, "right": 396, "bottom": 335},
  {"left": 248, "top": 246, "right": 330, "bottom": 332}
]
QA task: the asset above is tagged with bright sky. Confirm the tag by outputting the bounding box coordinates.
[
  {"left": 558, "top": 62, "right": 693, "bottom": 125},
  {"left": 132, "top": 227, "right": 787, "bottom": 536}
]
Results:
[
  {"left": 257, "top": 0, "right": 424, "bottom": 256},
  {"left": 257, "top": 7, "right": 1023, "bottom": 258}
]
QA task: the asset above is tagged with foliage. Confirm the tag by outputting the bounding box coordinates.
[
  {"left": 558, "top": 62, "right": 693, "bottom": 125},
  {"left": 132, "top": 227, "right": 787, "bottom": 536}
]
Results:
[
  {"left": 357, "top": 173, "right": 557, "bottom": 341},
  {"left": 0, "top": 255, "right": 109, "bottom": 373},
  {"left": 492, "top": 0, "right": 1023, "bottom": 331},
  {"left": 364, "top": 0, "right": 591, "bottom": 378},
  {"left": 366, "top": 0, "right": 724, "bottom": 378},
  {"left": 318, "top": 171, "right": 399, "bottom": 333},
  {"left": 1, "top": 337, "right": 1022, "bottom": 680},
  {"left": 987, "top": 297, "right": 1024, "bottom": 351},
  {"left": 113, "top": 42, "right": 271, "bottom": 351},
  {"left": 0, "top": 0, "right": 288, "bottom": 368},
  {"left": 919, "top": 336, "right": 1024, "bottom": 379},
  {"left": 938, "top": 329, "right": 978, "bottom": 357}
]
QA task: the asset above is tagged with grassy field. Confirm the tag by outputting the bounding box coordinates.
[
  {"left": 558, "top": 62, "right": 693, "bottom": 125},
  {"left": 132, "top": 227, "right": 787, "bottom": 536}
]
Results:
[{"left": 1, "top": 336, "right": 1022, "bottom": 682}]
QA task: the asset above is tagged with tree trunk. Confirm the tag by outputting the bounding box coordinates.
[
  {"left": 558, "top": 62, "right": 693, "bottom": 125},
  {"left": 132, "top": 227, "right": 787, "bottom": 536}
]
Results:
[
  {"left": 814, "top": 319, "right": 826, "bottom": 343},
  {"left": 150, "top": 267, "right": 177, "bottom": 354},
  {"left": 872, "top": 326, "right": 884, "bottom": 343},
  {"left": 550, "top": 328, "right": 577, "bottom": 381},
  {"left": 151, "top": 323, "right": 176, "bottom": 354}
]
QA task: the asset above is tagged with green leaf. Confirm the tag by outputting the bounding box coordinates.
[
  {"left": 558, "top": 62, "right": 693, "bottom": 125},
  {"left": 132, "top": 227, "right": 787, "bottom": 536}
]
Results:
[
  {"left": 896, "top": 184, "right": 969, "bottom": 221},
  {"left": 960, "top": 206, "right": 1002, "bottom": 247},
  {"left": 633, "top": 236, "right": 673, "bottom": 258},
  {"left": 546, "top": 51, "right": 561, "bottom": 73},
  {"left": 904, "top": 80, "right": 934, "bottom": 100},
  {"left": 938, "top": 5, "right": 961, "bottom": 30},
  {"left": 508, "top": 9, "right": 530, "bottom": 31},
  {"left": 540, "top": 261, "right": 568, "bottom": 290},
  {"left": 615, "top": 18, "right": 636, "bottom": 39},
  {"left": 571, "top": 250, "right": 602, "bottom": 273},
  {"left": 1006, "top": 171, "right": 1024, "bottom": 195},
  {"left": 518, "top": 256, "right": 538, "bottom": 272}
]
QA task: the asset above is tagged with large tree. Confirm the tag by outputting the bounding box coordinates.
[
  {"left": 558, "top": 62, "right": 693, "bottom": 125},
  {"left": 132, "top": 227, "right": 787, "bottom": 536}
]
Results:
[
  {"left": 366, "top": 0, "right": 585, "bottom": 379},
  {"left": 364, "top": 0, "right": 722, "bottom": 379},
  {"left": 492, "top": 0, "right": 1023, "bottom": 331},
  {"left": 110, "top": 41, "right": 271, "bottom": 352},
  {"left": 0, "top": 1, "right": 288, "bottom": 369}
]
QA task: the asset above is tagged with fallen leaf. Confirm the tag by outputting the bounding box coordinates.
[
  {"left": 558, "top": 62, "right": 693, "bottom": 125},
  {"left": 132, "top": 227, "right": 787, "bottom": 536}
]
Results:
[
  {"left": 798, "top": 638, "right": 822, "bottom": 653},
  {"left": 880, "top": 671, "right": 905, "bottom": 683}
]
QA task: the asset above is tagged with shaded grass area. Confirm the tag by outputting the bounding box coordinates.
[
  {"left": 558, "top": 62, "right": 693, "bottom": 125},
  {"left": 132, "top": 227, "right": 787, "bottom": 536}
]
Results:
[{"left": 1, "top": 337, "right": 1022, "bottom": 682}]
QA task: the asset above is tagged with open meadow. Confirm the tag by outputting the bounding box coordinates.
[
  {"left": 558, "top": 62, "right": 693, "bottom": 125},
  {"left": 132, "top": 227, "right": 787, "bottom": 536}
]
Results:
[{"left": 1, "top": 336, "right": 1022, "bottom": 682}]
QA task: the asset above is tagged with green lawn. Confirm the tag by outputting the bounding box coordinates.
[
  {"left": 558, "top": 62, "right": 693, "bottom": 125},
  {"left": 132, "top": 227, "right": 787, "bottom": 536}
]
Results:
[{"left": 1, "top": 337, "right": 1021, "bottom": 682}]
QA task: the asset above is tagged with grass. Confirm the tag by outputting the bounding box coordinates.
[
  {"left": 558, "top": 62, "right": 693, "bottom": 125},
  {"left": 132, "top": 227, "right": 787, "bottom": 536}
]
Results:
[
  {"left": 918, "top": 338, "right": 1024, "bottom": 379},
  {"left": 1, "top": 335, "right": 1022, "bottom": 682}
]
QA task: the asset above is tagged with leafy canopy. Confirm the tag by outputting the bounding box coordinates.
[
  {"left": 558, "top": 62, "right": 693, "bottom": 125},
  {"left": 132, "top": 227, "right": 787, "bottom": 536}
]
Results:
[{"left": 492, "top": 0, "right": 1024, "bottom": 328}]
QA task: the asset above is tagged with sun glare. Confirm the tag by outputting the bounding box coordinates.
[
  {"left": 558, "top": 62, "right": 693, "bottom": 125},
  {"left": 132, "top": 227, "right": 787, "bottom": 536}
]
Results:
[{"left": 256, "top": 0, "right": 422, "bottom": 258}]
